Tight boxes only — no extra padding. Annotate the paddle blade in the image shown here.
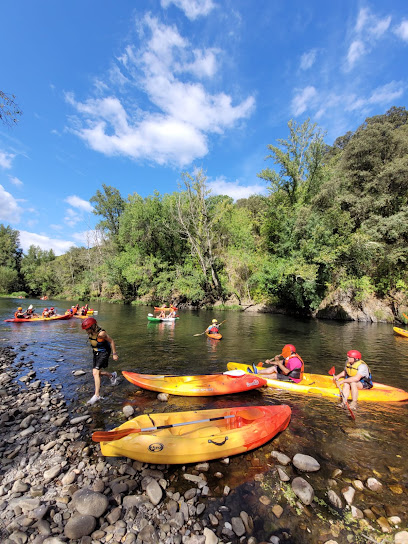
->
[328,366,335,376]
[92,428,141,442]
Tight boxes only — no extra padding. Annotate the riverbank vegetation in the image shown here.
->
[1,107,408,315]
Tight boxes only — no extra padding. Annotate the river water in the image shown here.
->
[1,297,408,543]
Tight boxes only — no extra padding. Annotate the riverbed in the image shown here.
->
[1,297,408,543]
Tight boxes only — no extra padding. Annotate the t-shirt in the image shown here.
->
[351,363,370,379]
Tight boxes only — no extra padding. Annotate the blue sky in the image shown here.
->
[1,0,407,255]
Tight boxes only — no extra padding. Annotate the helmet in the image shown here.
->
[281,344,296,358]
[50,307,54,310]
[82,317,97,330]
[44,308,48,311]
[212,319,218,323]
[18,307,22,311]
[347,349,361,359]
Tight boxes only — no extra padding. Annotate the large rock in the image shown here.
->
[64,515,96,539]
[293,453,320,472]
[72,488,109,517]
[291,477,314,505]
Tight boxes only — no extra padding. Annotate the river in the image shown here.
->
[1,297,408,543]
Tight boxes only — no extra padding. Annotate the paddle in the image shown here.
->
[92,409,261,442]
[193,320,226,336]
[403,312,408,321]
[328,366,355,420]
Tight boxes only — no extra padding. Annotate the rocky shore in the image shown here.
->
[1,345,407,544]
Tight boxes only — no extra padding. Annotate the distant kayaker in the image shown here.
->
[253,344,304,383]
[168,307,177,318]
[206,319,220,334]
[25,304,38,318]
[42,308,50,317]
[158,304,168,318]
[14,307,26,319]
[82,317,118,405]
[48,307,55,317]
[333,349,373,410]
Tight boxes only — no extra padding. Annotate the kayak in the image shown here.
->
[393,327,408,338]
[154,306,178,311]
[206,332,222,340]
[97,404,291,464]
[148,316,179,322]
[122,370,267,396]
[227,362,408,403]
[4,314,72,323]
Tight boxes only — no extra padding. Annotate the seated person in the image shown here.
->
[333,349,372,410]
[48,307,56,317]
[14,307,26,319]
[206,319,219,334]
[25,304,38,318]
[158,304,167,318]
[42,308,50,318]
[168,307,177,318]
[253,344,304,383]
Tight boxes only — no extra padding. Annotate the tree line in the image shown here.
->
[1,106,407,313]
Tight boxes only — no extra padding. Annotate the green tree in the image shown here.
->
[90,184,125,239]
[21,246,55,295]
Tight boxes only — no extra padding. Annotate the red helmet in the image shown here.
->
[82,317,97,330]
[347,349,361,359]
[44,308,48,311]
[281,344,296,358]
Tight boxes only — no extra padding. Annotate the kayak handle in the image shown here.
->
[208,436,228,446]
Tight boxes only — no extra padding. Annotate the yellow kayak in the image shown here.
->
[393,327,408,338]
[97,405,291,464]
[227,362,408,403]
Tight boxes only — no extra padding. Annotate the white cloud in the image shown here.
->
[345,81,404,112]
[345,8,392,70]
[207,177,266,200]
[0,150,15,169]
[160,0,216,20]
[66,15,254,168]
[65,195,94,212]
[300,49,317,70]
[64,208,82,225]
[9,176,23,187]
[291,86,317,116]
[18,231,76,256]
[0,185,23,223]
[394,19,408,42]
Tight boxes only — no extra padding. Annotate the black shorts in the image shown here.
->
[361,381,373,390]
[93,351,110,370]
[276,374,295,382]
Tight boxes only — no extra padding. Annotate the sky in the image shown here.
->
[1,0,407,255]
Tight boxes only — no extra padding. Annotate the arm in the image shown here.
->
[98,331,119,361]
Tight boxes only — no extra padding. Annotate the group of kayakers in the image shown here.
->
[65,303,90,316]
[246,342,372,410]
[14,304,40,319]
[156,305,177,318]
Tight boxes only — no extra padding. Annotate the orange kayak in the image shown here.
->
[206,332,222,340]
[122,371,266,396]
[5,314,72,323]
[98,404,291,464]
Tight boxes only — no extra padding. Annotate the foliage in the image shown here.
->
[0,90,22,127]
[3,106,408,314]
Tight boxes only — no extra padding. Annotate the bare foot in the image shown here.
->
[349,402,357,410]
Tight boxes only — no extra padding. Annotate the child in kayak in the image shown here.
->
[206,319,220,334]
[333,349,373,410]
[82,317,119,405]
[251,344,304,383]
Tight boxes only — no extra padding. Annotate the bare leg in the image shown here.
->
[349,382,362,409]
[341,383,351,405]
[258,365,278,376]
[93,368,101,397]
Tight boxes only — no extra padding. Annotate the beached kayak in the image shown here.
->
[4,314,72,323]
[393,327,408,338]
[227,362,408,403]
[147,316,179,322]
[206,332,222,340]
[122,370,267,396]
[96,404,291,464]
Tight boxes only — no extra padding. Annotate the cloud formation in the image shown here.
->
[160,0,215,20]
[66,14,255,167]
[0,150,15,169]
[9,176,23,187]
[300,49,317,70]
[291,86,318,116]
[65,195,94,212]
[18,230,76,256]
[207,177,267,200]
[394,19,408,42]
[0,185,23,223]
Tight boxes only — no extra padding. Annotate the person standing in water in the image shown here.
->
[81,317,119,405]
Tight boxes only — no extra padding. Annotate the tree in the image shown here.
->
[176,169,223,298]
[90,184,125,239]
[0,91,22,126]
[257,119,327,204]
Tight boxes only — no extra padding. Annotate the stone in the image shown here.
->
[277,467,290,481]
[342,486,355,505]
[231,516,245,536]
[270,451,291,465]
[292,453,320,472]
[395,531,408,544]
[327,490,342,509]
[64,514,96,539]
[72,488,109,517]
[123,404,135,417]
[146,479,163,505]
[203,528,218,544]
[272,504,283,518]
[366,477,383,492]
[291,477,314,505]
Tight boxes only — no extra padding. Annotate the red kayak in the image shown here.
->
[5,314,72,323]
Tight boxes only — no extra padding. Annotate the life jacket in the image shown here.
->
[345,359,373,388]
[208,325,219,334]
[15,311,25,319]
[277,353,304,381]
[88,327,111,353]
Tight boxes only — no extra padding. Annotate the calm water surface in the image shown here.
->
[1,297,408,543]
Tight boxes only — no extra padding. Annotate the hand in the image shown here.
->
[113,354,119,360]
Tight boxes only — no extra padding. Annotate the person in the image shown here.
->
[73,304,80,315]
[42,307,50,318]
[168,307,177,318]
[25,304,38,318]
[81,317,119,405]
[48,307,55,317]
[158,304,168,318]
[333,349,373,410]
[206,319,220,334]
[251,344,304,383]
[14,307,26,319]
